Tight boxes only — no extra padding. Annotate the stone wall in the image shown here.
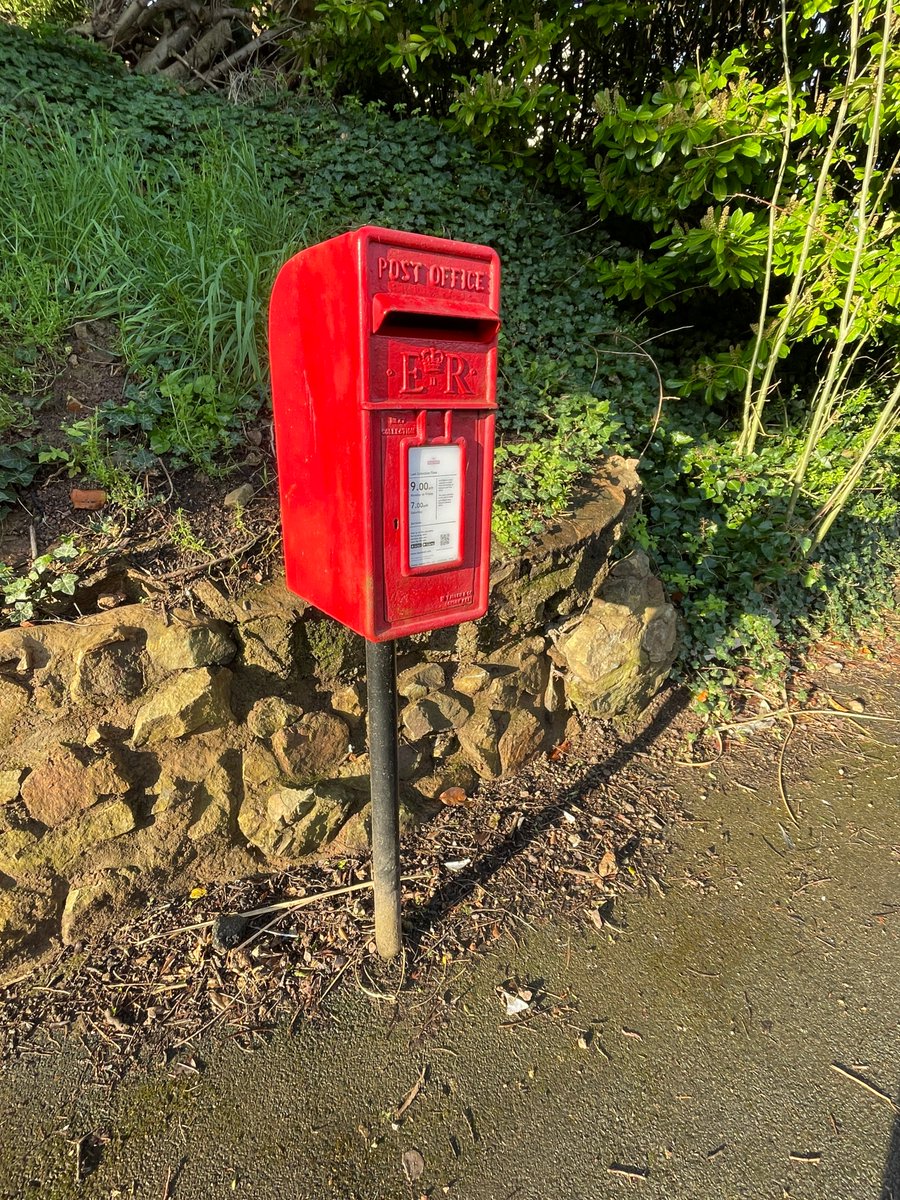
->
[0,457,677,978]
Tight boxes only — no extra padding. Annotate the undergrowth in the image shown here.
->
[0,24,897,708]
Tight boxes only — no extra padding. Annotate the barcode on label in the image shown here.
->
[439,533,450,547]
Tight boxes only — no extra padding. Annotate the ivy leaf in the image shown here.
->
[50,573,79,596]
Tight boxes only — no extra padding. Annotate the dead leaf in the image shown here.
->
[66,397,89,414]
[500,989,530,1016]
[586,908,605,931]
[439,786,472,808]
[401,1148,425,1183]
[103,1008,129,1033]
[549,739,571,762]
[597,849,618,878]
[443,858,471,872]
[170,1057,201,1076]
[71,488,107,511]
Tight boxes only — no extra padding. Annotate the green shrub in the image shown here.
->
[0,0,85,30]
[1,23,896,706]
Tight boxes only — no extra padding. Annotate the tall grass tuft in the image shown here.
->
[0,115,324,404]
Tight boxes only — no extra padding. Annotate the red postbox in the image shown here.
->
[268,225,500,642]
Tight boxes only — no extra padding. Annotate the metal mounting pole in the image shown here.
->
[365,638,402,959]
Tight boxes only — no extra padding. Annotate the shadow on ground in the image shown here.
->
[406,687,688,950]
[883,1102,900,1200]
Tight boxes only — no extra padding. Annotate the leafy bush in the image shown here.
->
[0,0,84,30]
[0,539,80,623]
[628,407,900,710]
[304,0,783,173]
[0,22,897,707]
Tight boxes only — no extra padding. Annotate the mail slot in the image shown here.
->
[268,225,500,641]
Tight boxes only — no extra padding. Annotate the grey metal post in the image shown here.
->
[365,638,402,959]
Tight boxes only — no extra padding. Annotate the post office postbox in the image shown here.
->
[268,225,500,642]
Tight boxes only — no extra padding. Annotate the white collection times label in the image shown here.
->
[407,444,462,568]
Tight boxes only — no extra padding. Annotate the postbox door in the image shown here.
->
[374,408,493,635]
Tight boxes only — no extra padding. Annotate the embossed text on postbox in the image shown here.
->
[367,244,492,300]
[366,243,497,406]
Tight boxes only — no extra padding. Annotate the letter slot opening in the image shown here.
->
[372,293,499,342]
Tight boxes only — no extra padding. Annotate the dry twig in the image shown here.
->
[608,1165,648,1180]
[394,1065,428,1120]
[830,1063,900,1114]
[777,712,800,826]
[136,878,425,945]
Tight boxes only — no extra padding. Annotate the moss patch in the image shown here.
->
[303,618,364,681]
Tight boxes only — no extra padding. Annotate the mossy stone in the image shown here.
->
[303,618,363,681]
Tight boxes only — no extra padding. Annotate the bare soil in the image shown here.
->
[1,324,281,614]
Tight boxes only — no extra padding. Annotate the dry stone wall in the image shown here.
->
[0,458,677,978]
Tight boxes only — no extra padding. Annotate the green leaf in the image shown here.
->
[50,572,78,595]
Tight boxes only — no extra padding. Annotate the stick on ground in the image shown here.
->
[135,876,429,945]
[830,1063,900,1114]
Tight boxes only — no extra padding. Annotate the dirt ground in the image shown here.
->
[1,321,279,611]
[1,649,899,1199]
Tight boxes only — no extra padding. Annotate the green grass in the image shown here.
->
[0,120,322,401]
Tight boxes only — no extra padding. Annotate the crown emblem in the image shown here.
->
[417,347,445,376]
